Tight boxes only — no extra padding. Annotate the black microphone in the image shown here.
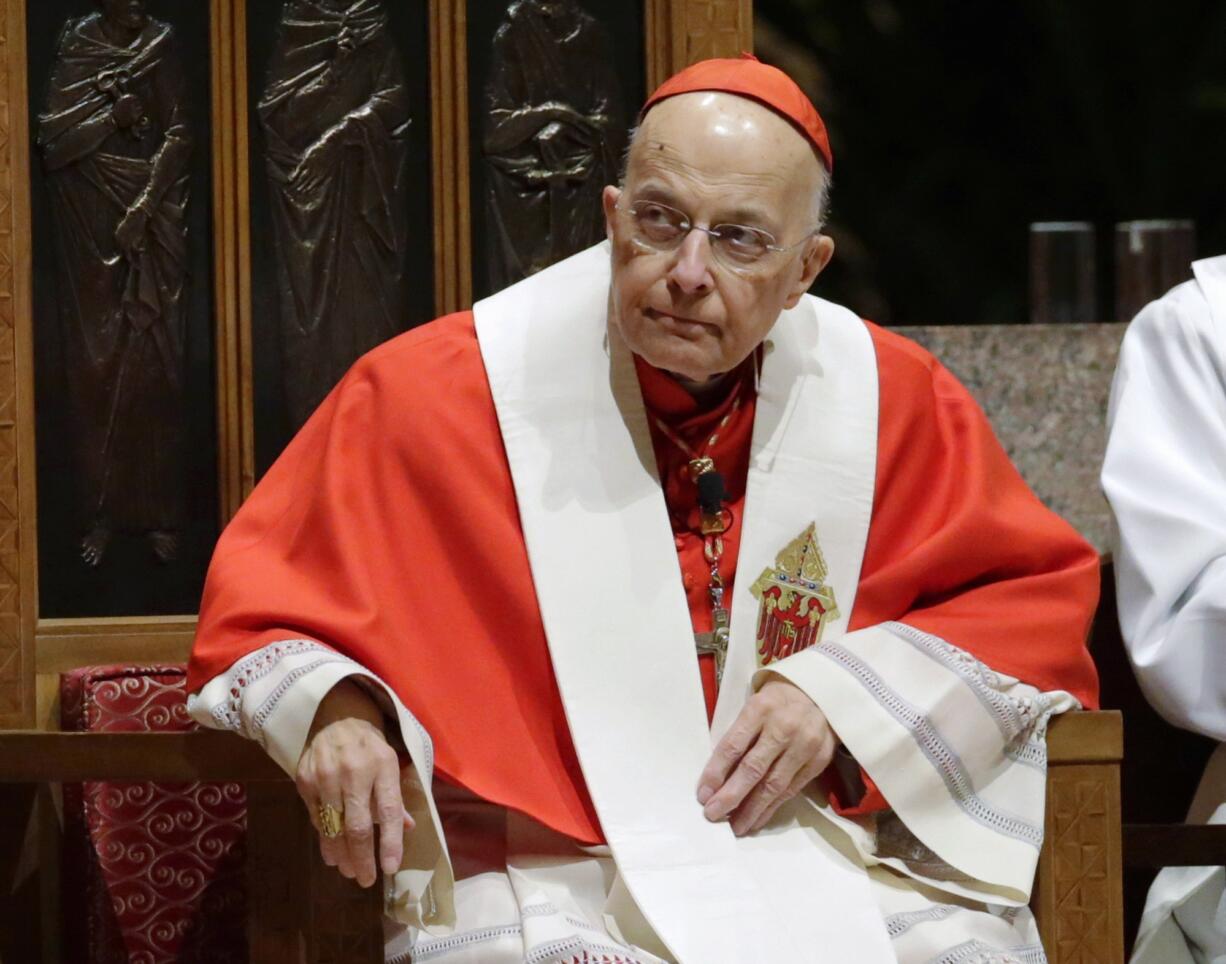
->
[696,470,726,515]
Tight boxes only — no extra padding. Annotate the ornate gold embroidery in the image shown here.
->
[750,524,839,666]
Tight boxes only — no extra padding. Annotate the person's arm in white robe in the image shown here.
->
[1103,259,1226,740]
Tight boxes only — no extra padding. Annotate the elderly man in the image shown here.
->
[188,57,1098,962]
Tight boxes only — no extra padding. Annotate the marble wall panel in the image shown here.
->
[897,323,1128,554]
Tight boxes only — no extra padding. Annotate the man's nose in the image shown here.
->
[668,229,715,294]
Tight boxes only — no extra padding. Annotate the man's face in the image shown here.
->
[100,0,148,30]
[602,93,834,383]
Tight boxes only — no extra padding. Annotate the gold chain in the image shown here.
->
[650,383,743,683]
[647,387,740,468]
[651,385,743,481]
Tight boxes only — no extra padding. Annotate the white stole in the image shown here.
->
[474,243,891,962]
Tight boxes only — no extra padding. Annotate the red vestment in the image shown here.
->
[189,310,1099,845]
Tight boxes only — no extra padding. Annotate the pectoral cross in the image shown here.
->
[695,586,731,685]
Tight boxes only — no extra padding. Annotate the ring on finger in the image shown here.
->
[318,801,345,839]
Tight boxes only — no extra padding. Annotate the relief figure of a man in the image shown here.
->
[39,0,193,566]
[259,0,412,430]
[484,0,626,290]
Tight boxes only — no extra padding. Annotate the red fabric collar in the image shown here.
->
[633,351,758,425]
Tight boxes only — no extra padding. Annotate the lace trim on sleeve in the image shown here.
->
[884,621,1067,773]
[817,641,1045,849]
[208,639,338,741]
[201,638,436,781]
[931,939,1047,964]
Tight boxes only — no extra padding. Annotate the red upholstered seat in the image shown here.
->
[60,665,247,963]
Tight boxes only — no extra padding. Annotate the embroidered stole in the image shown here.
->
[474,243,892,962]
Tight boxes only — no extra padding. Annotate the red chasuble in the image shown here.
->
[189,311,1099,846]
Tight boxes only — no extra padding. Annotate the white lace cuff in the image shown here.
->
[187,639,456,931]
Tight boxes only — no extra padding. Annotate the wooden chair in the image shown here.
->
[0,730,384,964]
[0,715,1124,964]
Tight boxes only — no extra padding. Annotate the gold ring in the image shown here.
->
[318,802,344,839]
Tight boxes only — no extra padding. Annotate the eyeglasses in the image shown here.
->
[617,199,814,273]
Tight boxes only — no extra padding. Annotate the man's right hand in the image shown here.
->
[290,123,346,196]
[112,93,144,130]
[294,679,415,887]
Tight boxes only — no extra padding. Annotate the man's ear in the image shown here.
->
[602,185,621,241]
[783,234,835,308]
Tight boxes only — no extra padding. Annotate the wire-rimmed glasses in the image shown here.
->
[616,199,814,274]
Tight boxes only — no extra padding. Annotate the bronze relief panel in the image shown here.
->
[248,0,433,474]
[468,0,645,300]
[29,0,219,616]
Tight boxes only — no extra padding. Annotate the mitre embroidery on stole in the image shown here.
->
[750,523,839,667]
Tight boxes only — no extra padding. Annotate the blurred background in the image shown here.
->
[755,0,1226,326]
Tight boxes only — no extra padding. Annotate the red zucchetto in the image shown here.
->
[641,53,833,172]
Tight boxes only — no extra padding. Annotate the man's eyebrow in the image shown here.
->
[631,183,777,228]
[720,204,776,227]
[631,182,677,203]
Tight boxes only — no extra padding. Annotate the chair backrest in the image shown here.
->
[896,322,1126,553]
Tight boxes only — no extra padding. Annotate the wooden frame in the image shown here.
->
[430,0,471,319]
[216,0,251,517]
[646,0,753,90]
[234,0,443,495]
[3,0,36,730]
[7,0,231,728]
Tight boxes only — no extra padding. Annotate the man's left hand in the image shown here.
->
[115,206,148,257]
[696,678,837,835]
[292,123,347,195]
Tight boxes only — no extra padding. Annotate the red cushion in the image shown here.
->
[60,664,247,963]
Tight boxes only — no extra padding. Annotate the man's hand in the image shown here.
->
[114,205,148,257]
[696,678,837,835]
[291,123,347,196]
[295,679,414,887]
[111,92,144,129]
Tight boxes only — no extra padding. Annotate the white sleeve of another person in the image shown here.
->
[1103,263,1226,740]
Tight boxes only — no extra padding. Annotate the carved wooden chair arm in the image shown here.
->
[1034,710,1124,964]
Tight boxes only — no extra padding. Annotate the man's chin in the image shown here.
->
[636,342,722,383]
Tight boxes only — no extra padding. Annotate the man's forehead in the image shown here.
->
[640,91,810,146]
[629,93,820,195]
